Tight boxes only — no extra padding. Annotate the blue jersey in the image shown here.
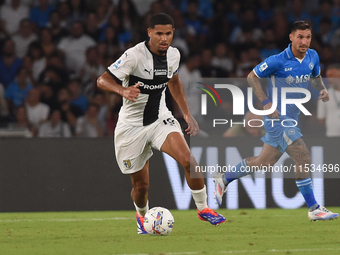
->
[253,43,320,122]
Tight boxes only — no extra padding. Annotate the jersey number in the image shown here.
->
[163,118,175,126]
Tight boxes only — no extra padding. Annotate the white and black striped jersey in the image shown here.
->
[107,41,180,126]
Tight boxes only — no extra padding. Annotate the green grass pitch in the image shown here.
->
[1,208,340,255]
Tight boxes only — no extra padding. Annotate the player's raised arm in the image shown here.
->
[247,70,280,119]
[97,72,140,102]
[167,73,199,136]
[310,75,329,102]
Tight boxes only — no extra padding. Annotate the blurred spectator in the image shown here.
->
[5,67,33,113]
[84,12,101,41]
[39,66,64,96]
[180,0,213,19]
[12,19,38,59]
[67,78,88,114]
[22,55,36,85]
[287,0,312,24]
[79,46,105,99]
[40,28,56,56]
[257,0,273,29]
[100,13,132,50]
[96,42,109,66]
[317,64,340,137]
[209,0,230,46]
[75,102,103,137]
[226,2,241,28]
[315,17,335,47]
[0,38,23,87]
[229,9,263,48]
[25,87,50,129]
[29,0,56,28]
[273,12,290,50]
[183,0,208,52]
[57,21,96,75]
[333,0,340,17]
[47,10,69,43]
[117,0,140,35]
[56,87,82,133]
[0,0,29,36]
[38,108,72,137]
[28,41,46,81]
[57,1,71,28]
[312,0,339,34]
[96,0,114,28]
[223,111,265,138]
[171,9,189,57]
[100,26,120,56]
[90,92,108,132]
[178,53,202,121]
[0,83,9,122]
[8,106,34,137]
[260,28,280,60]
[211,43,234,73]
[68,0,87,25]
[199,49,228,78]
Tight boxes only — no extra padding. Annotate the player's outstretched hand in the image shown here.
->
[184,114,199,136]
[122,83,140,102]
[319,89,329,102]
[264,102,280,119]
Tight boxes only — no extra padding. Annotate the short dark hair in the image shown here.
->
[291,20,311,33]
[149,13,174,29]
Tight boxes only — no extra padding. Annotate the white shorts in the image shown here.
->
[114,116,182,174]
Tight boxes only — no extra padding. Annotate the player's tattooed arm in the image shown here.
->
[247,71,280,119]
[310,75,329,102]
[247,71,268,101]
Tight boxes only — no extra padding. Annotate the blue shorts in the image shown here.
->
[261,120,302,154]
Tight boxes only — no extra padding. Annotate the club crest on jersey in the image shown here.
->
[123,159,132,169]
[259,62,268,72]
[309,62,314,70]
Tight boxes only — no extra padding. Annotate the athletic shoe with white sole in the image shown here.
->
[197,207,226,225]
[213,172,228,206]
[136,212,148,234]
[308,206,339,221]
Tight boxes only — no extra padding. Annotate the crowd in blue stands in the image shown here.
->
[0,0,338,137]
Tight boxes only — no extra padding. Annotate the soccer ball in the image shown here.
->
[143,207,174,236]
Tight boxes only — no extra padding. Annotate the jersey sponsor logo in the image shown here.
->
[259,62,268,72]
[154,69,167,76]
[295,74,311,83]
[123,159,132,169]
[138,81,167,90]
[309,62,314,70]
[112,59,122,69]
[285,67,292,71]
[285,74,310,84]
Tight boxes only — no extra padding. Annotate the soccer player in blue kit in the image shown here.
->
[215,21,339,221]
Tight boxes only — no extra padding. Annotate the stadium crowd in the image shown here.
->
[0,0,339,137]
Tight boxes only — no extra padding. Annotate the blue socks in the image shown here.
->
[223,158,252,185]
[296,178,319,211]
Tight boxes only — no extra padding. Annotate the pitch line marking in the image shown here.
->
[0,217,134,223]
[114,247,340,255]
